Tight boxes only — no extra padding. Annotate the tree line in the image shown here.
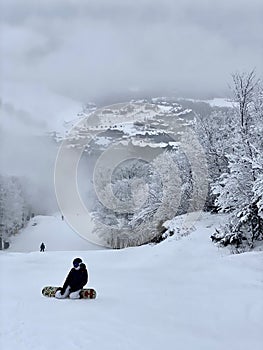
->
[0,175,33,249]
[92,71,263,250]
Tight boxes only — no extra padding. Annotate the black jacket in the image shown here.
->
[61,263,88,293]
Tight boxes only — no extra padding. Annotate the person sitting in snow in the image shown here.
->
[55,258,88,299]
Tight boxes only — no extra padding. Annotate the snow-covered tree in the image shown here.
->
[211,71,263,250]
[193,108,236,211]
[92,150,195,248]
[231,70,259,132]
[0,175,31,246]
[92,158,161,248]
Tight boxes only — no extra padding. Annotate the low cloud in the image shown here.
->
[1,0,262,103]
[0,0,262,215]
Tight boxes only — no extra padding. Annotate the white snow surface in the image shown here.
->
[7,214,100,252]
[178,97,236,108]
[204,98,236,108]
[0,212,262,350]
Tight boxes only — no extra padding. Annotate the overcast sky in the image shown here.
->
[1,0,263,103]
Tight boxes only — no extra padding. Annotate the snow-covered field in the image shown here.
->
[0,213,262,350]
[178,97,236,108]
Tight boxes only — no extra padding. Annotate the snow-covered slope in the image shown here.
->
[178,97,235,108]
[61,99,195,153]
[0,212,262,350]
[7,214,101,252]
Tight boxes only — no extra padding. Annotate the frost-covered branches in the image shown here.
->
[92,151,194,248]
[0,175,31,244]
[231,70,259,131]
[193,109,234,210]
[211,71,263,250]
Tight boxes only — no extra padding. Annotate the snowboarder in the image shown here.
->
[55,258,88,299]
[40,242,45,252]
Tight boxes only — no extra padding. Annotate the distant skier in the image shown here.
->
[61,215,64,221]
[40,242,45,252]
[55,258,88,299]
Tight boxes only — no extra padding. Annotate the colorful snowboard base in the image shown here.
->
[42,286,97,299]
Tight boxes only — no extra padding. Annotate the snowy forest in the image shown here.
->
[1,71,263,251]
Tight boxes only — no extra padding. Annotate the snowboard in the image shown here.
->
[42,286,97,299]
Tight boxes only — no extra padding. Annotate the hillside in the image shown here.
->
[56,98,195,152]
[7,214,101,252]
[1,212,262,350]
